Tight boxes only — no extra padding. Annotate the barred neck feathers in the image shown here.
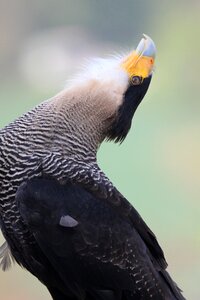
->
[1,47,153,162]
[44,56,130,155]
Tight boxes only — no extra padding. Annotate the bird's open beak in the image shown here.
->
[121,34,156,79]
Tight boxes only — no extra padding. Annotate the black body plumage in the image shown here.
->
[17,178,184,300]
[0,65,185,299]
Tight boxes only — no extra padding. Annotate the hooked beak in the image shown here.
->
[135,34,156,59]
[121,34,156,79]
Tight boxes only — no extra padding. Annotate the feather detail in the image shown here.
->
[59,215,79,228]
[0,241,14,271]
[66,55,128,89]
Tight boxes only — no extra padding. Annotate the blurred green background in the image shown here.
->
[0,0,199,299]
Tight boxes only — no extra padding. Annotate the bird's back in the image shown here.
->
[0,100,57,268]
[17,178,185,300]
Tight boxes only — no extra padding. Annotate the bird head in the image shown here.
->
[107,34,156,142]
[57,34,156,149]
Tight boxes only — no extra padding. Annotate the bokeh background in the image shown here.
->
[0,0,199,299]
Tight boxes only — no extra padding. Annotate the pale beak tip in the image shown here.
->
[136,34,156,59]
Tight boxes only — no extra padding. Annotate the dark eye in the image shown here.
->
[130,76,143,86]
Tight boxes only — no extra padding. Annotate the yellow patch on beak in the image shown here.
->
[121,34,156,79]
[122,52,154,78]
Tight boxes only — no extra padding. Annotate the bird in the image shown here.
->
[0,34,185,300]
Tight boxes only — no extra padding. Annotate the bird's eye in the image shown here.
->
[130,76,143,86]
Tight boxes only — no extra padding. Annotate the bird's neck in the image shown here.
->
[44,84,119,162]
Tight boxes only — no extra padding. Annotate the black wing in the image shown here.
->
[16,178,185,300]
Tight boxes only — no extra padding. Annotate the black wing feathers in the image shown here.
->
[128,206,167,269]
[17,179,185,300]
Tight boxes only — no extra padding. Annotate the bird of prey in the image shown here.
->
[0,35,185,300]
